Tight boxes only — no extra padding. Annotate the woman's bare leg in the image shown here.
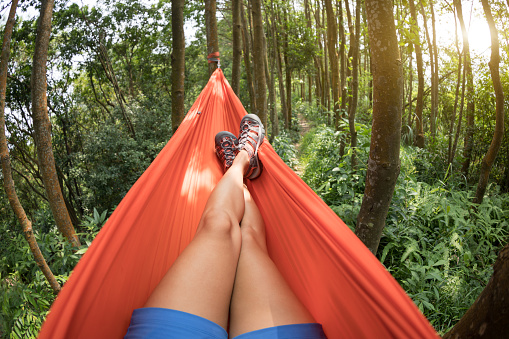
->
[144,151,250,330]
[229,187,315,337]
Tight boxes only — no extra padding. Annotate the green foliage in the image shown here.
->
[300,123,371,228]
[272,131,298,169]
[381,170,509,334]
[0,208,107,338]
[69,98,171,213]
[299,125,509,335]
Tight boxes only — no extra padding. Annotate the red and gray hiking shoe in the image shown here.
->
[238,114,265,179]
[215,131,239,173]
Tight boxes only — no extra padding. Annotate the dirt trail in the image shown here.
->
[293,113,312,177]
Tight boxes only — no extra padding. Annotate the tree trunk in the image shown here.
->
[406,52,413,131]
[0,0,61,294]
[267,36,278,140]
[241,0,256,112]
[348,0,361,168]
[338,0,347,157]
[31,0,80,247]
[474,1,505,205]
[456,0,475,178]
[250,0,267,127]
[264,8,278,140]
[339,0,347,117]
[232,0,242,95]
[448,8,462,166]
[430,0,438,139]
[97,42,135,138]
[324,0,340,130]
[409,0,425,148]
[308,75,312,104]
[345,0,353,114]
[356,0,403,254]
[452,62,466,166]
[269,0,287,126]
[283,6,292,129]
[171,0,185,133]
[443,243,509,338]
[322,6,329,115]
[205,0,219,76]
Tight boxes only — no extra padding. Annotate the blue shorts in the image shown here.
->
[125,308,326,339]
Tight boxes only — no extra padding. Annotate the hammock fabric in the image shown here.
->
[39,69,437,339]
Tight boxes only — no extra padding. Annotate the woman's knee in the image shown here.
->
[240,225,267,251]
[199,209,241,241]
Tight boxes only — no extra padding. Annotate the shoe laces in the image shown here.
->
[221,137,236,167]
[239,121,259,156]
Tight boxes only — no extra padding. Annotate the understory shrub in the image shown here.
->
[0,208,107,338]
[300,123,370,229]
[271,131,298,169]
[299,125,509,335]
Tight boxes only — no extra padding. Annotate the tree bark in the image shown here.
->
[269,0,287,126]
[205,0,219,76]
[406,51,413,130]
[339,0,347,118]
[250,0,267,127]
[171,0,185,133]
[348,0,361,168]
[456,0,475,177]
[443,243,509,338]
[32,0,80,247]
[241,0,256,112]
[1,0,61,294]
[474,0,505,205]
[324,0,340,130]
[338,0,347,157]
[452,62,466,166]
[97,41,135,138]
[409,0,425,148]
[283,6,292,129]
[232,0,242,95]
[264,8,278,140]
[356,0,402,254]
[430,0,438,139]
[448,7,462,165]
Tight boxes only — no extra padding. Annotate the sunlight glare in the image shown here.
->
[467,17,492,57]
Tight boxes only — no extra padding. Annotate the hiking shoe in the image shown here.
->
[215,131,239,173]
[238,114,265,179]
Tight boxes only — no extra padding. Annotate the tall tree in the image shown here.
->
[270,0,287,125]
[232,0,242,95]
[456,0,475,177]
[339,0,347,157]
[429,0,438,138]
[31,0,80,247]
[264,8,278,139]
[448,5,463,166]
[409,0,425,148]
[356,0,403,254]
[205,0,219,75]
[324,0,340,130]
[0,0,61,294]
[171,0,185,133]
[474,0,505,205]
[348,0,361,168]
[241,0,256,111]
[283,5,292,129]
[97,39,136,138]
[250,0,267,126]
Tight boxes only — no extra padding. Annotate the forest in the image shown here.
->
[0,0,508,337]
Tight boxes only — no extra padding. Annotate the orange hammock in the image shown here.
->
[39,70,437,339]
